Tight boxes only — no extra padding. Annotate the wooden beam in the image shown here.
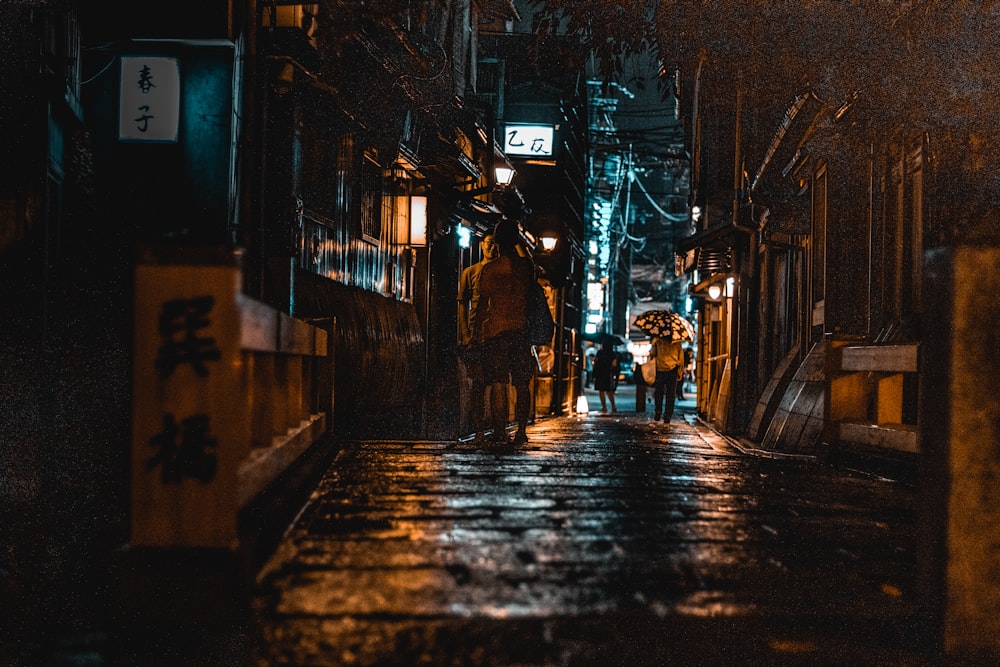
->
[836,344,919,373]
[836,421,918,454]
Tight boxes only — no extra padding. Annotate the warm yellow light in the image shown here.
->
[576,394,590,414]
[539,236,558,252]
[410,196,427,246]
[494,165,515,186]
[708,284,723,300]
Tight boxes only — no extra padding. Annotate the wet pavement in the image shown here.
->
[250,389,929,666]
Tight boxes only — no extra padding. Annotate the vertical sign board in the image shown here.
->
[131,263,249,548]
[119,56,181,143]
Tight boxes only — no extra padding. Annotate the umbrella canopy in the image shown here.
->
[601,333,626,347]
[633,309,695,342]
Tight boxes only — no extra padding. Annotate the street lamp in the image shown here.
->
[690,272,729,301]
[494,164,516,187]
[706,277,734,300]
[539,235,558,252]
[458,161,517,197]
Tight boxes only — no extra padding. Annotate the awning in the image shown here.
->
[751,92,825,194]
[676,221,739,255]
[449,198,503,233]
[675,221,741,275]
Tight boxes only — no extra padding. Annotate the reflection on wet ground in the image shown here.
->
[253,405,925,665]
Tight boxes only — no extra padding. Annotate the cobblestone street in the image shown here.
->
[251,394,927,666]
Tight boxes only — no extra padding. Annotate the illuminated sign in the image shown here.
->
[119,56,180,142]
[504,124,554,157]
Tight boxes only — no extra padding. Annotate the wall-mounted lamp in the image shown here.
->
[690,272,729,301]
[494,164,516,187]
[410,196,427,246]
[705,277,735,300]
[397,195,427,246]
[458,162,516,197]
[539,235,558,252]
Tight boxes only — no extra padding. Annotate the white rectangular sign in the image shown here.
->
[119,56,180,142]
[504,123,554,157]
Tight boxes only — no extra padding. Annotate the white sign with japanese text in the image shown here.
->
[119,56,180,142]
[131,263,247,547]
[504,123,554,157]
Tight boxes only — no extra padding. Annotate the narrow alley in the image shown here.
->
[249,390,925,666]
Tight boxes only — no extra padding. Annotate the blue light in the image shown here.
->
[457,225,471,249]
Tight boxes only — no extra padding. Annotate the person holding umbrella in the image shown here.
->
[633,309,694,424]
[649,336,685,423]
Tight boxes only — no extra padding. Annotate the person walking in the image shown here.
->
[676,343,693,399]
[583,343,597,388]
[650,335,685,423]
[457,234,498,443]
[477,219,536,445]
[591,339,619,412]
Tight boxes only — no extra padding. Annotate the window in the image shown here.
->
[811,165,827,328]
[360,154,382,245]
[903,143,923,315]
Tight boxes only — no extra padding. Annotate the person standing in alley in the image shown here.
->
[457,234,498,443]
[477,219,535,445]
[650,334,685,423]
[591,338,619,412]
[676,343,693,399]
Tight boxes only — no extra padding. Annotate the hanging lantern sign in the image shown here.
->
[119,56,181,143]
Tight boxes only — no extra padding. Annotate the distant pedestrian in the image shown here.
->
[650,335,684,423]
[591,339,619,412]
[477,219,536,445]
[676,344,693,399]
[457,234,498,443]
[583,343,597,387]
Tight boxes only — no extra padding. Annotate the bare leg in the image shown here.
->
[471,377,487,440]
[489,382,509,441]
[513,381,530,444]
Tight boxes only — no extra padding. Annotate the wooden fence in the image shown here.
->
[130,259,332,548]
[825,342,919,454]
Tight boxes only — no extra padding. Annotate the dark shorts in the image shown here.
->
[593,374,616,392]
[459,343,485,376]
[480,330,533,386]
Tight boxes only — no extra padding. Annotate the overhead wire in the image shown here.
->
[632,171,689,222]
